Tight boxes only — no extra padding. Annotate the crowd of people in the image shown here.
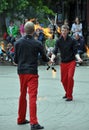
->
[0,16,86,66]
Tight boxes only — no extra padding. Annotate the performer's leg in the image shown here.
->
[17,74,27,123]
[67,61,76,99]
[27,74,38,125]
[60,63,68,97]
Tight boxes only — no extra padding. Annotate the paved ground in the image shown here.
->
[0,65,89,130]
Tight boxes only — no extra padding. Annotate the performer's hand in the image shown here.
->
[75,54,83,63]
[50,54,56,62]
[77,58,83,63]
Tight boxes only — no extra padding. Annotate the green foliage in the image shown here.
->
[41,6,54,15]
[0,0,54,16]
[0,0,56,33]
[0,0,8,13]
[0,0,29,13]
[15,0,29,11]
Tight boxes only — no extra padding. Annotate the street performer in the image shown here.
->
[51,24,82,101]
[14,21,51,130]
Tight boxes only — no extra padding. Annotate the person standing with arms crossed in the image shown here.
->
[14,21,51,130]
[51,25,82,101]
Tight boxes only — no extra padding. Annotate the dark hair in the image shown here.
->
[75,17,80,24]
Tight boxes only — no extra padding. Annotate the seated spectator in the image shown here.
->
[0,47,4,61]
[73,32,86,66]
[0,42,5,61]
[6,20,19,44]
[34,28,45,45]
[45,36,56,57]
[71,17,83,37]
[19,18,28,36]
[5,43,16,65]
[3,32,8,40]
[19,22,24,37]
[74,32,86,54]
[63,19,69,26]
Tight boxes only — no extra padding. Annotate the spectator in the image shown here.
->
[6,43,15,65]
[6,20,19,44]
[19,18,28,37]
[45,36,56,57]
[71,17,83,37]
[73,32,86,66]
[0,41,5,61]
[63,19,69,26]
[3,32,8,40]
[74,32,86,54]
[35,28,45,44]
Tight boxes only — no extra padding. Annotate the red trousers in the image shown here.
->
[17,74,39,124]
[60,60,76,99]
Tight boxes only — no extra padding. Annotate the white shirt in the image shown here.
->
[71,23,83,36]
[9,26,14,34]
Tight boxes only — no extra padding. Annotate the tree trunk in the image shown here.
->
[0,13,7,37]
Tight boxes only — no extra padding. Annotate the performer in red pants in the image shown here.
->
[60,60,76,100]
[51,24,82,101]
[18,74,38,125]
[14,21,51,130]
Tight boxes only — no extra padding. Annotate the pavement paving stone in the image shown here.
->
[0,65,89,130]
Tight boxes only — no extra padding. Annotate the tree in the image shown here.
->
[0,0,55,35]
[0,0,55,18]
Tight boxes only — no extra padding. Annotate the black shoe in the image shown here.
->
[63,96,67,99]
[31,124,44,130]
[18,119,29,125]
[65,98,73,101]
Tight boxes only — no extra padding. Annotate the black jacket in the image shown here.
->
[14,35,49,74]
[53,35,78,63]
